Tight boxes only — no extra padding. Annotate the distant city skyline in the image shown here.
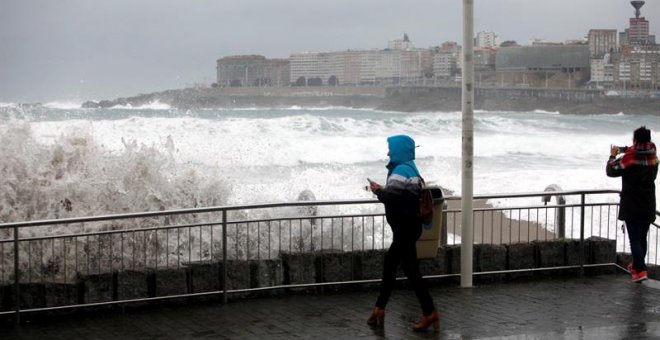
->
[1,0,658,102]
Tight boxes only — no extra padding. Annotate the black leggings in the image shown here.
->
[375,237,435,315]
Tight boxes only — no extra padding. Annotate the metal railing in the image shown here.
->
[0,189,657,320]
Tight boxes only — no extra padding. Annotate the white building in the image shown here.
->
[433,51,458,78]
[590,55,614,84]
[476,31,499,48]
[289,36,432,86]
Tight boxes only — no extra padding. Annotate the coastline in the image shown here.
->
[78,85,660,116]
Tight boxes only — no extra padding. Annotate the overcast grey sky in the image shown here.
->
[1,0,658,102]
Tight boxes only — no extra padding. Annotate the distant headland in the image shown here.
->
[81,86,660,116]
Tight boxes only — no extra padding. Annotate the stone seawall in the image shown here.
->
[381,86,660,115]
[2,237,649,313]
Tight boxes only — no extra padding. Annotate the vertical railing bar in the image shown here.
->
[381,216,385,249]
[500,210,504,244]
[289,220,292,253]
[579,194,585,277]
[27,240,31,282]
[107,234,112,274]
[40,239,44,283]
[51,238,55,283]
[362,216,365,251]
[268,221,272,260]
[87,235,90,275]
[278,220,282,256]
[654,227,657,265]
[598,206,603,238]
[76,236,79,277]
[490,210,495,244]
[13,226,20,324]
[526,208,530,242]
[200,225,203,263]
[571,208,575,240]
[144,231,147,271]
[211,222,214,262]
[480,210,484,244]
[351,217,355,252]
[63,239,67,284]
[166,229,169,269]
[133,231,136,271]
[155,229,159,270]
[544,208,549,240]
[98,235,101,276]
[536,208,539,242]
[177,228,180,269]
[518,209,522,243]
[330,218,334,250]
[607,205,611,240]
[589,206,594,236]
[222,209,227,304]
[372,216,375,250]
[188,226,192,265]
[508,209,512,243]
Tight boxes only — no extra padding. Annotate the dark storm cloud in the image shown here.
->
[0,0,657,102]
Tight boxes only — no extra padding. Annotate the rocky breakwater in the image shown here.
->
[82,87,386,110]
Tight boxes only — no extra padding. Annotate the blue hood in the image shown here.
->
[386,135,419,177]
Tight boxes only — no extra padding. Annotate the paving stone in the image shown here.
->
[2,270,660,339]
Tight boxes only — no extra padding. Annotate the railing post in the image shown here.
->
[222,209,228,304]
[13,226,20,324]
[542,184,566,238]
[440,201,448,246]
[579,193,585,278]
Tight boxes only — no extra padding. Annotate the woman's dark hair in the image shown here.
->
[633,126,651,143]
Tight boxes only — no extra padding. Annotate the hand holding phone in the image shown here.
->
[367,178,381,193]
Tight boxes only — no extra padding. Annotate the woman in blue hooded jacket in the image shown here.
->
[366,135,439,331]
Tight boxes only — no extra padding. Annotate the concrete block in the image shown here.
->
[315,251,356,284]
[189,262,220,293]
[648,264,659,280]
[248,260,283,289]
[78,273,116,304]
[536,240,565,268]
[507,243,536,270]
[447,245,461,274]
[219,260,249,290]
[281,253,315,285]
[154,268,188,297]
[588,237,616,264]
[117,270,149,301]
[357,250,385,280]
[477,244,507,272]
[616,253,633,268]
[506,243,536,279]
[419,246,449,277]
[44,283,77,308]
[20,283,46,309]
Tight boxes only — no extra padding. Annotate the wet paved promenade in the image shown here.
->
[2,273,660,339]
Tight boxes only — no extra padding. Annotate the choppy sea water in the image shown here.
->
[0,102,658,223]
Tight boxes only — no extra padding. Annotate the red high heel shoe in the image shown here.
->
[366,306,385,326]
[412,310,439,332]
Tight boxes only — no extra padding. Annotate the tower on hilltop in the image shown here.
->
[630,1,644,18]
[627,0,651,45]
